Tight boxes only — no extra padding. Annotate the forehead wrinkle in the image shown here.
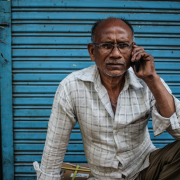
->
[94,19,133,43]
[100,26,131,43]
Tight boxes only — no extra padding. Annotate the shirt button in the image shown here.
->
[117,152,120,156]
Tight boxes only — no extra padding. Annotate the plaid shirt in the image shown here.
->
[33,65,180,180]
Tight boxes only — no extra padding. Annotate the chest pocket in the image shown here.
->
[120,113,150,151]
[131,113,150,124]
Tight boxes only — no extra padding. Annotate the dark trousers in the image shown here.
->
[135,140,180,180]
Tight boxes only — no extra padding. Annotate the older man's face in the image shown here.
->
[89,20,133,77]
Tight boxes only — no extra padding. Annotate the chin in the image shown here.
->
[103,70,126,77]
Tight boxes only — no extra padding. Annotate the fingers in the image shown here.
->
[131,45,152,62]
[131,49,144,61]
[132,45,145,55]
[131,51,150,62]
[131,45,156,81]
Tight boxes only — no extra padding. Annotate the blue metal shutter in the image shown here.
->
[11,1,180,179]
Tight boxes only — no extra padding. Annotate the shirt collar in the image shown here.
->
[124,67,143,90]
[75,65,99,83]
[76,65,143,90]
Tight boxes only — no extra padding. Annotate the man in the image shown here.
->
[33,18,180,180]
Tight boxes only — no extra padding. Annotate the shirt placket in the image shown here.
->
[112,88,129,164]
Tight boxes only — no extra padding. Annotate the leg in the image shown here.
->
[136,140,180,180]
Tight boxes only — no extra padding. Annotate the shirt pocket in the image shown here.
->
[122,113,150,151]
[131,113,150,124]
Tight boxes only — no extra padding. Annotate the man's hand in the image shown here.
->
[131,44,158,83]
[130,44,175,118]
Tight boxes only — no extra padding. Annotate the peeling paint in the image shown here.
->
[0,51,8,63]
[0,25,7,37]
[0,39,7,44]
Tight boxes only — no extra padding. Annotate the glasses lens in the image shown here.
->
[99,43,113,54]
[118,43,132,53]
[97,43,132,54]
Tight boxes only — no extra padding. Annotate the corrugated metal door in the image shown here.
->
[1,0,180,179]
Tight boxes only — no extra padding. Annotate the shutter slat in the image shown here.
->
[12,37,180,45]
[12,49,180,57]
[11,1,180,9]
[12,12,180,21]
[12,24,180,33]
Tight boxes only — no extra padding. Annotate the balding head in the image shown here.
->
[91,18,134,43]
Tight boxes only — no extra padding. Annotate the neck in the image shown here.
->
[99,70,126,93]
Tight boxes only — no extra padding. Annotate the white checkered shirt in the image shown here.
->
[33,65,180,180]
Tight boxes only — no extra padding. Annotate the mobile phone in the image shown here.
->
[132,43,141,73]
[134,59,140,72]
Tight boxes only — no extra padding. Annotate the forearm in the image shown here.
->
[40,133,69,174]
[34,123,71,180]
[145,74,175,118]
[33,83,77,179]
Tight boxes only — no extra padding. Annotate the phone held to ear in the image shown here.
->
[132,43,141,73]
[134,59,140,72]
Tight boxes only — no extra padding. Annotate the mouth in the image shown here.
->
[106,63,124,67]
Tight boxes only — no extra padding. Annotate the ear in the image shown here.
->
[87,43,95,62]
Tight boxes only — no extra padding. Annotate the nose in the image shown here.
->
[109,45,122,58]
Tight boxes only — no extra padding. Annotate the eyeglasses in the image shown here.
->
[93,42,134,54]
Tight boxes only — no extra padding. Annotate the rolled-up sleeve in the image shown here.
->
[33,84,77,179]
[151,78,180,139]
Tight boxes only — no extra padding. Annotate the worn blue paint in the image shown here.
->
[12,12,180,21]
[11,1,180,9]
[12,49,180,57]
[12,24,180,33]
[0,1,14,180]
[11,33,180,38]
[12,37,180,45]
